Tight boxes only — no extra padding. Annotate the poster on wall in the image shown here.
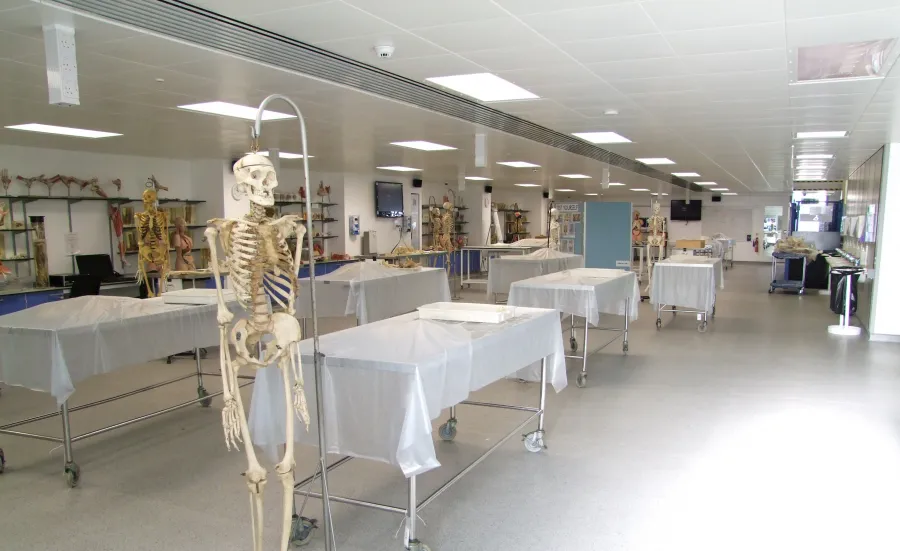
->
[555,202,583,255]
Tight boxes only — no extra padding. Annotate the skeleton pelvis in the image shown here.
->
[229,313,302,368]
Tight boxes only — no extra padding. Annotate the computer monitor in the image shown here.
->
[75,254,115,279]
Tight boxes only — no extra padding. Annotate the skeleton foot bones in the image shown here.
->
[207,154,311,551]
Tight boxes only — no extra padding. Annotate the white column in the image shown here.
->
[870,143,900,339]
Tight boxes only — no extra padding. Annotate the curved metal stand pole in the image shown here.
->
[252,95,335,551]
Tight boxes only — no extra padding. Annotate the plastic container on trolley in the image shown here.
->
[828,266,864,336]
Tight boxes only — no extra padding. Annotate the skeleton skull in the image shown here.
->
[234,154,277,207]
[653,201,661,215]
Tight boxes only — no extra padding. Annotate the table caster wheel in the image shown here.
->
[655,318,662,330]
[408,541,431,551]
[622,342,629,353]
[523,431,545,453]
[575,372,587,388]
[290,515,317,547]
[198,386,212,408]
[798,289,805,295]
[768,288,774,294]
[166,356,173,364]
[200,348,209,359]
[65,461,80,488]
[569,336,578,352]
[438,419,457,441]
[0,447,5,474]
[698,321,708,333]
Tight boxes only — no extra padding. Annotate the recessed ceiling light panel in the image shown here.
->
[4,123,121,139]
[796,154,834,160]
[425,73,538,102]
[376,166,420,172]
[710,188,729,191]
[559,174,591,179]
[555,188,576,192]
[672,172,700,177]
[251,151,313,159]
[572,131,632,144]
[793,39,897,85]
[178,101,294,121]
[498,161,540,168]
[514,183,541,187]
[795,131,847,139]
[636,157,675,165]
[696,182,717,186]
[630,188,650,191]
[585,192,599,196]
[465,176,492,181]
[390,140,456,151]
[608,182,625,186]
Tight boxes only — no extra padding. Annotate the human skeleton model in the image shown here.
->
[644,201,666,293]
[135,187,170,297]
[438,201,457,253]
[205,153,309,551]
[549,208,561,251]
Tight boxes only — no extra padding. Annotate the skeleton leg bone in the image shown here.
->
[275,354,296,551]
[231,370,267,551]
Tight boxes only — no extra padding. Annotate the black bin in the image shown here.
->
[830,267,862,316]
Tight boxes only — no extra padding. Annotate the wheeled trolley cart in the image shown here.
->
[769,251,806,295]
[650,255,724,333]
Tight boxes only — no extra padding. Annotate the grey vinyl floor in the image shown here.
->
[1,264,899,551]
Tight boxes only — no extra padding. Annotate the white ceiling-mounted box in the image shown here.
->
[43,24,80,106]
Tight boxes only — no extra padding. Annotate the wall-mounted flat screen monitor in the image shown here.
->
[671,199,702,221]
[375,181,404,218]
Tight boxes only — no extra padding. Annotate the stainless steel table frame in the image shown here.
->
[564,307,630,388]
[292,357,550,551]
[0,350,252,486]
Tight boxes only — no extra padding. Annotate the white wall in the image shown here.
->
[0,144,201,275]
[870,144,900,339]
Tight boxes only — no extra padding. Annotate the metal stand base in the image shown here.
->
[656,303,713,333]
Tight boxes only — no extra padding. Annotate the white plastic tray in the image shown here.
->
[163,288,235,305]
[417,301,514,324]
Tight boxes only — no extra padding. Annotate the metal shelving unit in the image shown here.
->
[276,200,339,257]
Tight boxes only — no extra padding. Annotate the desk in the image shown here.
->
[248,306,565,550]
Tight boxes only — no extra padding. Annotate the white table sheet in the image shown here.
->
[296,261,451,324]
[487,248,585,297]
[650,255,724,312]
[0,296,222,405]
[249,306,566,477]
[508,268,640,325]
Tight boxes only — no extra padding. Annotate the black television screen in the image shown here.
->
[671,199,702,221]
[375,181,404,218]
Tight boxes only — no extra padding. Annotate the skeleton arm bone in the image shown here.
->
[205,222,234,325]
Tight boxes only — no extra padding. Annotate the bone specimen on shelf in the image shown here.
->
[147,174,169,192]
[549,208,560,251]
[16,174,47,193]
[206,153,309,551]
[111,178,122,193]
[0,169,10,195]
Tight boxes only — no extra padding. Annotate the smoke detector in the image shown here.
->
[374,40,395,59]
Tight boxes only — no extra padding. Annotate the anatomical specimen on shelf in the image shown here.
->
[16,174,46,193]
[147,175,169,192]
[111,179,123,193]
[135,187,170,297]
[549,208,560,251]
[108,205,128,267]
[206,153,309,551]
[172,216,195,271]
[0,169,11,195]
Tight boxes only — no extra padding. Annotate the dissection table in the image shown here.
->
[0,295,240,486]
[487,248,584,302]
[508,268,640,387]
[248,305,566,550]
[650,255,724,332]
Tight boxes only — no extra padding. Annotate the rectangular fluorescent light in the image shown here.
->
[650,192,671,196]
[672,172,700,177]
[498,161,540,168]
[585,192,599,196]
[390,140,456,151]
[696,182,717,186]
[608,182,625,186]
[636,157,675,165]
[178,101,294,121]
[710,188,729,191]
[630,188,650,191]
[425,73,538,102]
[465,176,492,181]
[722,192,738,195]
[572,131,632,144]
[559,174,591,179]
[795,131,847,139]
[4,123,121,139]
[252,151,313,159]
[555,188,576,192]
[796,154,833,160]
[514,183,541,187]
[377,166,420,172]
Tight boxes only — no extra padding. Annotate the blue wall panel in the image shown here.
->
[584,202,633,269]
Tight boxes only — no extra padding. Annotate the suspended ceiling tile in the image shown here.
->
[411,17,537,53]
[342,0,508,28]
[642,0,784,32]
[786,8,900,48]
[183,0,329,19]
[88,35,223,68]
[463,46,574,72]
[680,49,788,75]
[610,75,701,94]
[587,57,685,81]
[0,29,42,60]
[373,54,484,81]
[559,34,675,64]
[0,57,45,87]
[785,0,900,20]
[313,31,446,63]
[519,3,657,42]
[665,23,787,55]
[0,5,138,45]
[244,2,398,44]
[495,64,596,88]
[494,0,638,15]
